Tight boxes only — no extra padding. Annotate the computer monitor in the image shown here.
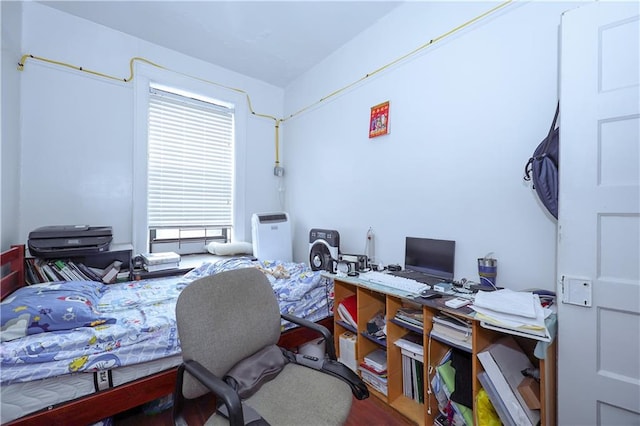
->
[404,237,455,281]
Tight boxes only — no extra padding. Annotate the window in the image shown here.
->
[147,86,234,254]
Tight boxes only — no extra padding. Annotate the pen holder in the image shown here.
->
[477,257,497,288]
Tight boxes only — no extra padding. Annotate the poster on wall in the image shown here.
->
[369,101,390,138]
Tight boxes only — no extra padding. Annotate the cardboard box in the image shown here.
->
[518,377,541,410]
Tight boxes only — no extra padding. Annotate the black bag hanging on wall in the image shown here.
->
[524,103,560,219]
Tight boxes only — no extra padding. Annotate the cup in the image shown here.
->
[477,257,497,288]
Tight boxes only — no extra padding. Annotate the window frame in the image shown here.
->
[133,63,247,256]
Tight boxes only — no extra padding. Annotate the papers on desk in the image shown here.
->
[471,289,553,342]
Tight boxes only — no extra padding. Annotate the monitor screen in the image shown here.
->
[404,237,455,280]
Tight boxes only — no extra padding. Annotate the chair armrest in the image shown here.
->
[182,360,245,426]
[281,313,337,360]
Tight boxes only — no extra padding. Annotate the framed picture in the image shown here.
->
[369,101,390,138]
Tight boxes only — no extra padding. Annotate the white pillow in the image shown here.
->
[207,241,253,256]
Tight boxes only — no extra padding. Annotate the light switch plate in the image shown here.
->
[562,276,592,307]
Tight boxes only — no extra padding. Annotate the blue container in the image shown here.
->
[477,258,497,288]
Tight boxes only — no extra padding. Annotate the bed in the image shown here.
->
[0,245,334,425]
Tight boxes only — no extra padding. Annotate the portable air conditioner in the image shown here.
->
[251,212,292,262]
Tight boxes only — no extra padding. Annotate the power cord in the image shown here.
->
[427,333,433,416]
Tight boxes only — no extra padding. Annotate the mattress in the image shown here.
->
[1,354,182,423]
[1,259,333,422]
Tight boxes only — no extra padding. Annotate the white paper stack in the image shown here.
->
[141,252,181,272]
[471,289,552,342]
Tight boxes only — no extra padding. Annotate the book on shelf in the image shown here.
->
[27,258,120,283]
[41,262,63,281]
[401,352,424,402]
[431,322,472,341]
[359,361,387,376]
[359,366,388,396]
[429,313,473,350]
[430,329,472,351]
[393,332,423,356]
[75,262,103,281]
[363,348,387,372]
[391,316,424,332]
[141,251,180,266]
[102,261,123,284]
[143,261,180,272]
[476,336,540,426]
[337,295,357,329]
[433,312,472,333]
[393,306,424,328]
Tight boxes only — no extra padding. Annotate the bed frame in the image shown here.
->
[1,244,333,425]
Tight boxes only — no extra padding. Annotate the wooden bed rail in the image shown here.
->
[1,244,25,300]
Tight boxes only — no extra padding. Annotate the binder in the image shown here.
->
[476,336,540,426]
[477,371,516,426]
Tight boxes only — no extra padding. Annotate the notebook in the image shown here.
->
[390,237,455,285]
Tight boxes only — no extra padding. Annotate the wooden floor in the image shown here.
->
[114,392,415,426]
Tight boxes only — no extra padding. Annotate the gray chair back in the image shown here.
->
[176,267,281,399]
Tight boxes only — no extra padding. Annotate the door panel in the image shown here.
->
[558,2,640,425]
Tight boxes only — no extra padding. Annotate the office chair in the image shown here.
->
[173,267,368,425]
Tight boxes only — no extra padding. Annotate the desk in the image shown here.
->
[331,275,557,426]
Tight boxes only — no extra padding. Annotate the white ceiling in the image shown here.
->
[40,1,403,88]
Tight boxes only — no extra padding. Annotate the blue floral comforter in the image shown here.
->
[0,259,332,385]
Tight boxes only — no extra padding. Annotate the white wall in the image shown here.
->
[1,1,23,251]
[283,1,583,291]
[10,1,586,291]
[17,2,285,253]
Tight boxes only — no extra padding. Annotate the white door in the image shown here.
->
[558,2,640,425]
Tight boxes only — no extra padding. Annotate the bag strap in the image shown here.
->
[541,101,560,152]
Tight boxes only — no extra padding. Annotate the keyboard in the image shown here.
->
[359,271,430,295]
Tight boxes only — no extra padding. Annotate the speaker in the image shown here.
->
[309,229,340,272]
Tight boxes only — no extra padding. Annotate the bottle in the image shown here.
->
[365,227,375,265]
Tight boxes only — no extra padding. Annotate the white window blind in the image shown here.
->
[148,87,234,229]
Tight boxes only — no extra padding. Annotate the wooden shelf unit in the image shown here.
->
[26,243,133,283]
[333,277,557,426]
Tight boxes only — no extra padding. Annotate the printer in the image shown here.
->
[28,225,113,258]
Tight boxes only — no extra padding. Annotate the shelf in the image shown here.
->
[389,317,424,334]
[336,319,356,333]
[25,244,133,283]
[361,331,387,348]
[389,394,425,426]
[332,277,556,426]
[428,333,472,353]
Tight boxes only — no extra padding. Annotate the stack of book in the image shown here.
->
[430,313,473,351]
[393,307,424,331]
[359,348,388,396]
[394,333,425,403]
[141,252,180,272]
[25,258,116,283]
[476,336,540,426]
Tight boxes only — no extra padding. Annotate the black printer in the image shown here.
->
[28,225,113,258]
